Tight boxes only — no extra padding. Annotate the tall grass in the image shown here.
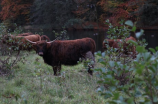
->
[0,51,107,104]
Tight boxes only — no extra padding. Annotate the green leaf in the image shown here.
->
[136,46,146,53]
[97,51,102,56]
[98,58,104,63]
[100,61,107,66]
[106,75,112,79]
[136,32,142,39]
[110,86,116,91]
[135,29,144,39]
[104,91,113,99]
[156,46,158,51]
[153,96,158,102]
[95,68,102,72]
[150,56,156,61]
[126,40,137,45]
[149,64,156,73]
[135,90,142,98]
[101,68,106,73]
[102,52,106,57]
[149,48,156,53]
[125,20,133,27]
[24,99,27,104]
[136,53,141,61]
[109,61,115,67]
[136,65,144,75]
[127,98,135,104]
[113,92,120,100]
[145,52,151,60]
[97,80,103,84]
[131,26,136,32]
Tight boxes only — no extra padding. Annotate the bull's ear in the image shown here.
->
[47,43,51,49]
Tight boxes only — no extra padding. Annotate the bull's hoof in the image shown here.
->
[88,69,93,75]
[54,73,61,76]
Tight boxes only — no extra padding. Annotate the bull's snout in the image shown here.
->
[38,52,43,56]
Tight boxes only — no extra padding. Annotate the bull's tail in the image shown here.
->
[91,39,96,56]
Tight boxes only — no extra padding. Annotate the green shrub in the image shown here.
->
[0,23,28,75]
[95,20,158,104]
[53,30,69,40]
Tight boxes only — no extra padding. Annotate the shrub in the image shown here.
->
[95,20,158,103]
[0,23,28,75]
[53,30,69,40]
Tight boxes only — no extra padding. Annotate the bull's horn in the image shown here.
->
[47,37,58,43]
[47,40,56,43]
[26,39,36,44]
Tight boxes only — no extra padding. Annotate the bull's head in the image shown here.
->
[2,35,16,44]
[103,39,115,50]
[26,39,55,56]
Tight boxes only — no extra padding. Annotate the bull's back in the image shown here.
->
[24,35,41,42]
[107,39,122,48]
[83,38,96,55]
[50,38,96,65]
[18,33,33,36]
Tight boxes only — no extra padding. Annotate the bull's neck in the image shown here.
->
[43,46,51,58]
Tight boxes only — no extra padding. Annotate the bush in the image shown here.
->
[53,30,69,40]
[95,20,158,103]
[0,23,28,75]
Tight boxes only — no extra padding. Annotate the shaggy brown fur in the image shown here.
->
[28,38,96,75]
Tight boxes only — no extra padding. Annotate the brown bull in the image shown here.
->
[27,38,96,75]
[103,36,137,58]
[16,34,41,43]
[103,39,122,50]
[18,33,50,42]
[3,34,41,50]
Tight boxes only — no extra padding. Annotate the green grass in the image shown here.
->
[0,51,107,104]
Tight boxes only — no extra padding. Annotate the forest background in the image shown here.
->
[0,0,158,31]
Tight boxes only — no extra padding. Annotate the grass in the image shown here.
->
[0,51,107,104]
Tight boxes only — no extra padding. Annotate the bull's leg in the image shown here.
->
[84,51,95,75]
[53,64,61,76]
[53,66,58,76]
[57,65,61,75]
[88,68,93,75]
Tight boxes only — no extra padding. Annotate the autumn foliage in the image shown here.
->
[0,0,32,21]
[0,0,157,28]
[97,0,143,26]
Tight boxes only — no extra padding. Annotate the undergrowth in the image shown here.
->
[0,51,107,104]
